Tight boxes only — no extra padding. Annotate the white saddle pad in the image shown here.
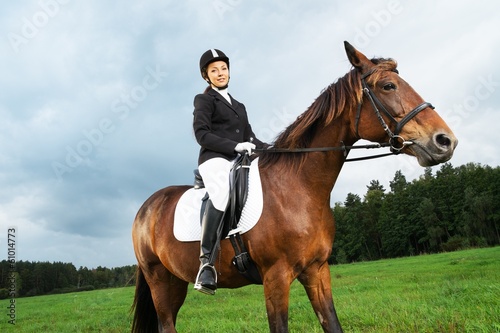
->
[173,158,263,242]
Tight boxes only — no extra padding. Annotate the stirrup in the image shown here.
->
[194,263,217,295]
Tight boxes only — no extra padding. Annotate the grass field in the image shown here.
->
[1,247,499,332]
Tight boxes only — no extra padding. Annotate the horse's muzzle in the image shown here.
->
[411,132,458,167]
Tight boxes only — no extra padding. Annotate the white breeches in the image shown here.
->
[198,157,233,211]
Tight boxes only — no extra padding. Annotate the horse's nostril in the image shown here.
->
[435,133,451,147]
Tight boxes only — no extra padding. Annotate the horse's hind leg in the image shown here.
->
[143,263,189,333]
[298,262,343,333]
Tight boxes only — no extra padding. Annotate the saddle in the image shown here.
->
[193,153,262,284]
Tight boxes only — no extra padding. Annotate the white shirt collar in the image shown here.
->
[214,87,231,104]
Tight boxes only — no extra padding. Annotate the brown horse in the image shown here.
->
[131,41,457,333]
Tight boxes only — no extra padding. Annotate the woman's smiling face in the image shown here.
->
[206,61,229,88]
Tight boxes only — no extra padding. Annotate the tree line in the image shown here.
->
[331,162,500,264]
[0,261,136,299]
[1,162,498,297]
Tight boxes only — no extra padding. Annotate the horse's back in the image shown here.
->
[135,185,190,224]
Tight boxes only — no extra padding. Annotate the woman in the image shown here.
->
[192,49,268,295]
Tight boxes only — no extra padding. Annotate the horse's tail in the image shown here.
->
[131,267,158,333]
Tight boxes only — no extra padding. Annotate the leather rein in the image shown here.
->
[255,69,434,162]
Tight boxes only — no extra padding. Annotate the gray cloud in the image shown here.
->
[0,0,499,268]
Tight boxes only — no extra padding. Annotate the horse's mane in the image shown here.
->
[258,57,397,169]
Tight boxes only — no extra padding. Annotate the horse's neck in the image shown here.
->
[305,120,355,197]
[269,117,356,203]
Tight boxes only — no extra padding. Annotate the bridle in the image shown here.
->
[255,68,434,162]
[356,69,434,153]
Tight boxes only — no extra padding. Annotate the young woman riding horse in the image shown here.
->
[132,42,457,333]
[193,49,268,295]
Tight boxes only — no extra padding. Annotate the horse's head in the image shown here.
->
[344,41,457,167]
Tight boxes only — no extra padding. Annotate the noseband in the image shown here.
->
[355,70,434,153]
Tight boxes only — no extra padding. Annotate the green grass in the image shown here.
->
[329,248,500,333]
[1,247,499,332]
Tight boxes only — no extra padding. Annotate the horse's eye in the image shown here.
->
[383,83,396,91]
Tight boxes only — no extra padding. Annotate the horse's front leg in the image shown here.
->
[298,261,343,333]
[262,264,293,333]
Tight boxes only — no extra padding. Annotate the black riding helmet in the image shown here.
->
[199,49,230,81]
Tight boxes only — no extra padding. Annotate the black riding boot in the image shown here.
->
[194,200,224,295]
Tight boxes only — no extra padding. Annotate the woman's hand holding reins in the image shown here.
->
[235,142,256,155]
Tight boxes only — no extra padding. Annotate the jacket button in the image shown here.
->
[236,129,240,133]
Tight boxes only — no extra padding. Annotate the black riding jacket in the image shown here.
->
[193,88,266,165]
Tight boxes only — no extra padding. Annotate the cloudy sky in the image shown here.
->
[1,1,499,269]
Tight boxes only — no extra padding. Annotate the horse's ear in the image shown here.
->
[344,41,372,73]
